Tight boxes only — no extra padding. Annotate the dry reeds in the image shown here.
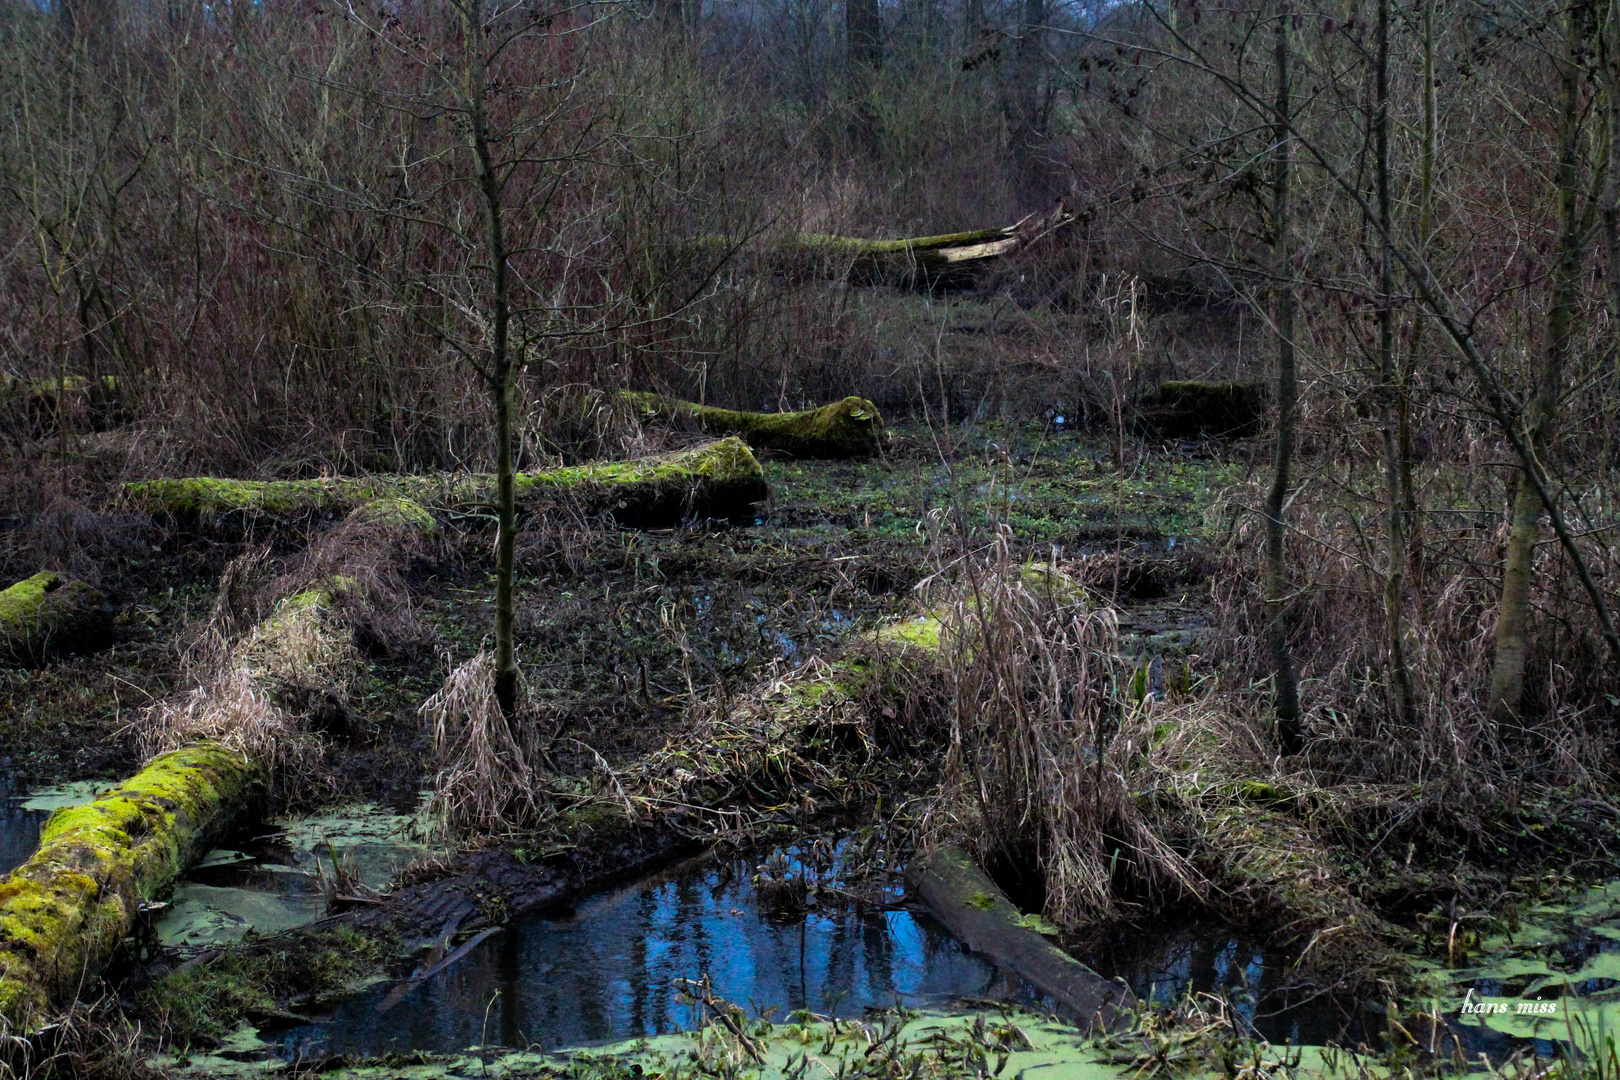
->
[420,652,543,837]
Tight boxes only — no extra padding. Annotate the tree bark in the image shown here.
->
[1265,0,1302,751]
[1486,0,1588,724]
[1376,0,1418,728]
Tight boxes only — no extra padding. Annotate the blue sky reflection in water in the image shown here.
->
[273,860,1009,1058]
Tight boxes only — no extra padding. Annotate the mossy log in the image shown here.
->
[0,744,263,1030]
[622,393,884,458]
[119,438,767,532]
[906,845,1131,1029]
[0,571,106,662]
[0,501,439,1030]
[1137,379,1268,439]
[0,375,124,433]
[790,203,1075,289]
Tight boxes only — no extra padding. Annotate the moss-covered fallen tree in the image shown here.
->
[0,744,262,1030]
[0,500,439,1030]
[792,203,1075,289]
[621,393,885,459]
[0,571,105,661]
[120,437,767,531]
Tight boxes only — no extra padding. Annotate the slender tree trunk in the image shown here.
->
[466,1,521,718]
[1402,0,1438,593]
[847,0,882,65]
[1486,0,1587,724]
[1266,0,1302,751]
[1604,0,1620,329]
[1376,0,1418,728]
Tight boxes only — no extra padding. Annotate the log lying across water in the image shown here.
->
[0,572,105,661]
[622,393,885,459]
[0,499,439,1031]
[906,845,1131,1030]
[120,437,768,531]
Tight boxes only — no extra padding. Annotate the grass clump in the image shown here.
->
[136,925,391,1048]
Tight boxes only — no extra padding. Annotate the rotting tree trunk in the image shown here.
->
[0,744,263,1030]
[1486,1,1587,724]
[0,571,104,661]
[0,498,439,1030]
[906,845,1130,1029]
[793,204,1074,289]
[120,438,769,533]
[621,393,885,458]
[1264,0,1302,752]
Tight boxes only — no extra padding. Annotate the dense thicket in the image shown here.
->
[0,0,1616,773]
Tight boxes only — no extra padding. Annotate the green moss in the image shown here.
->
[876,615,943,652]
[0,571,105,660]
[351,496,437,536]
[0,743,263,1030]
[136,925,391,1048]
[625,394,885,458]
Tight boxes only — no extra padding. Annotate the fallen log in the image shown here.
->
[0,499,438,1030]
[0,743,263,1030]
[119,437,767,532]
[906,845,1131,1030]
[622,393,884,458]
[793,203,1074,289]
[0,572,105,662]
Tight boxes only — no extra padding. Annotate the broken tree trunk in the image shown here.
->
[120,437,768,532]
[0,499,438,1030]
[0,744,263,1029]
[792,203,1075,289]
[621,393,884,458]
[0,572,105,661]
[906,845,1131,1029]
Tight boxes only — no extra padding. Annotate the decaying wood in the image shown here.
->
[622,393,885,458]
[120,437,768,532]
[0,572,105,661]
[906,845,1132,1030]
[793,203,1075,289]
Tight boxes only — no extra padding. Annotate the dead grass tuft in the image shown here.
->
[420,652,544,836]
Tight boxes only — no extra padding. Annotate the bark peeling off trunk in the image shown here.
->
[622,393,885,459]
[0,571,106,662]
[0,744,264,1030]
[119,438,767,531]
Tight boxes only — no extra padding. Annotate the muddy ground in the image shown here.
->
[2,423,1614,1074]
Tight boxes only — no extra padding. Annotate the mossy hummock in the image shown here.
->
[0,571,105,661]
[120,438,768,530]
[0,744,263,1030]
[622,393,885,459]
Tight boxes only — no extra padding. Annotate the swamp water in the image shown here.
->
[267,853,1031,1059]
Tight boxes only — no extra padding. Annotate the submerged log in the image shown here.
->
[622,393,884,458]
[120,437,768,532]
[0,744,263,1030]
[906,845,1131,1030]
[793,203,1075,289]
[0,500,439,1030]
[0,572,105,661]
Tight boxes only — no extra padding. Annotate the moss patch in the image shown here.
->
[624,393,885,458]
[136,925,391,1048]
[0,571,106,661]
[0,743,264,1029]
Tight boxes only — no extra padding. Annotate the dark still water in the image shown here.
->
[272,856,1019,1058]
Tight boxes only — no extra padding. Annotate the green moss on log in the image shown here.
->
[120,439,766,530]
[622,393,884,459]
[1138,379,1268,439]
[0,571,105,661]
[0,744,263,1030]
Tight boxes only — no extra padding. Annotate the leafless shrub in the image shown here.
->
[420,652,544,837]
[925,533,1199,928]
